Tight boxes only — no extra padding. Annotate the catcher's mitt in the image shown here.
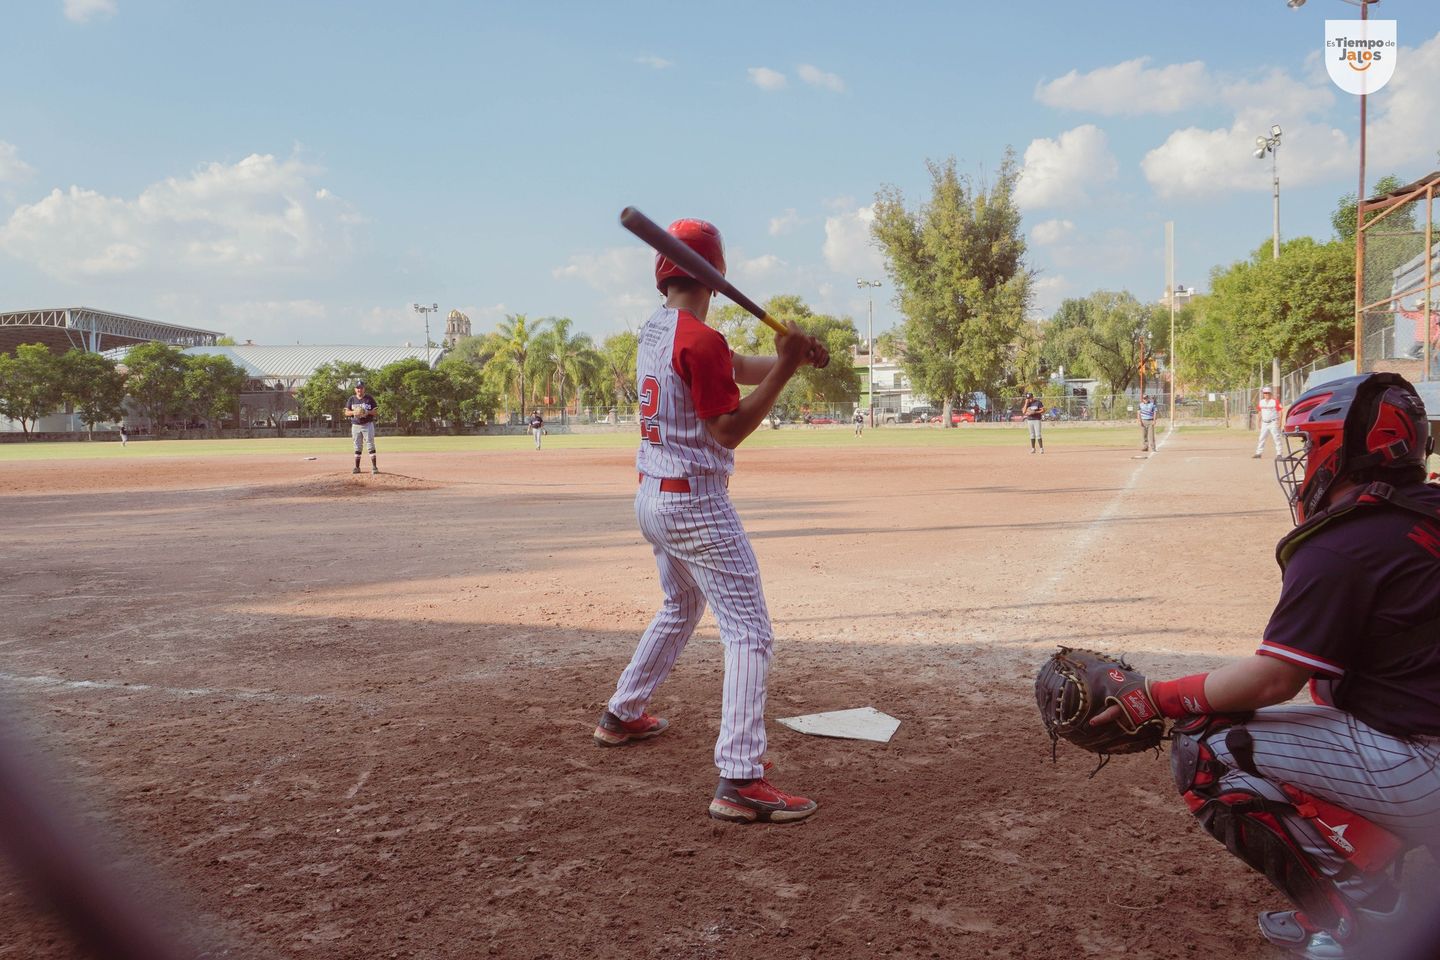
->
[1035,646,1165,772]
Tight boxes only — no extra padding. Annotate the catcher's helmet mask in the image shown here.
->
[1276,373,1432,524]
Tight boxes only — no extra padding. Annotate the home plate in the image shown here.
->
[777,707,900,743]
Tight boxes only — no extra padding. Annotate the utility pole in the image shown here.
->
[1166,221,1177,423]
[857,279,883,427]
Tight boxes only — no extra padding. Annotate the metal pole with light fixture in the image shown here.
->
[412,303,438,366]
[857,279,883,427]
[1253,125,1282,260]
[1285,0,1380,370]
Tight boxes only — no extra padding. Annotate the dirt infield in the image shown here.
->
[0,427,1385,958]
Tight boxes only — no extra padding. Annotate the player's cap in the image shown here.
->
[355,380,366,389]
[1262,385,1272,393]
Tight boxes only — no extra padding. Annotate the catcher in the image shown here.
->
[1041,373,1440,959]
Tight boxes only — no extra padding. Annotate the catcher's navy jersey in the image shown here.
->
[1258,482,1440,736]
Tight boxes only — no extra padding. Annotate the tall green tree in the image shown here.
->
[596,331,639,410]
[487,314,546,416]
[1068,291,1164,395]
[0,343,63,437]
[58,349,128,439]
[532,317,600,423]
[297,361,370,427]
[1038,297,1096,381]
[714,296,861,413]
[1178,237,1352,387]
[370,357,431,434]
[122,342,189,432]
[434,353,501,429]
[872,153,1032,425]
[182,354,248,434]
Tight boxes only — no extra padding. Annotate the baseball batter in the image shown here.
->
[594,217,828,824]
[1093,373,1440,958]
[1254,384,1283,458]
[347,381,378,475]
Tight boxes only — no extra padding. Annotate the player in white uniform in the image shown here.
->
[1254,385,1283,458]
[593,218,829,824]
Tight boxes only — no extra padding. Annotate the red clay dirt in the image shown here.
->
[0,429,1399,958]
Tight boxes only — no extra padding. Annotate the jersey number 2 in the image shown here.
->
[639,375,663,446]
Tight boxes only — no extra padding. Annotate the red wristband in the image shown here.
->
[1149,674,1212,718]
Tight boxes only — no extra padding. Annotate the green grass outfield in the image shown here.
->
[0,423,1238,462]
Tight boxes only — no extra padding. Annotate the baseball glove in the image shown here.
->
[1035,646,1165,772]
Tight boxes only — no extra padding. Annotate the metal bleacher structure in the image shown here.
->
[0,306,221,356]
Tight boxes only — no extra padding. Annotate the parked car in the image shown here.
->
[803,414,837,425]
[929,411,976,424]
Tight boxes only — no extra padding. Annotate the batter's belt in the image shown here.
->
[638,474,729,494]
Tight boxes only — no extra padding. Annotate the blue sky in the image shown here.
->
[1,0,1438,347]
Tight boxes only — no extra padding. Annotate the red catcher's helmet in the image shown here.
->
[655,218,725,293]
[1276,372,1433,523]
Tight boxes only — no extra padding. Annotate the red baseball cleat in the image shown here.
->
[708,778,817,824]
[592,710,668,747]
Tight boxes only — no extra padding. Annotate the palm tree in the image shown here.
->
[533,318,601,423]
[488,315,546,419]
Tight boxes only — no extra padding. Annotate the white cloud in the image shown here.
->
[0,153,360,279]
[822,203,884,278]
[1142,120,1351,198]
[552,245,653,294]
[1365,30,1440,174]
[732,254,785,287]
[1138,33,1440,199]
[635,55,673,70]
[552,245,659,325]
[1031,219,1075,245]
[63,0,116,23]
[0,142,33,183]
[768,208,801,236]
[797,64,845,93]
[1013,125,1118,209]
[1036,57,1209,115]
[1030,275,1071,318]
[748,67,787,91]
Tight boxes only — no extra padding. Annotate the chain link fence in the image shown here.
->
[1358,175,1439,385]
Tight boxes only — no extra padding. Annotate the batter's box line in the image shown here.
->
[0,671,341,707]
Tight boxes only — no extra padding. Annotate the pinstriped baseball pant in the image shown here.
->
[1206,704,1440,902]
[607,475,771,780]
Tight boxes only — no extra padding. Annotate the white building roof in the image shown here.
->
[175,344,439,379]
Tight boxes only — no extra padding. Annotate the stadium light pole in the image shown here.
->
[1253,125,1283,260]
[412,303,438,366]
[857,278,883,427]
[1286,0,1379,370]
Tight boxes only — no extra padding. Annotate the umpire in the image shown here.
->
[347,380,379,475]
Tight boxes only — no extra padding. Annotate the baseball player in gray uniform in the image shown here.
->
[1093,372,1440,958]
[347,381,378,475]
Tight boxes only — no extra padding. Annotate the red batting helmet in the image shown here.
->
[655,218,726,293]
[1276,372,1433,523]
